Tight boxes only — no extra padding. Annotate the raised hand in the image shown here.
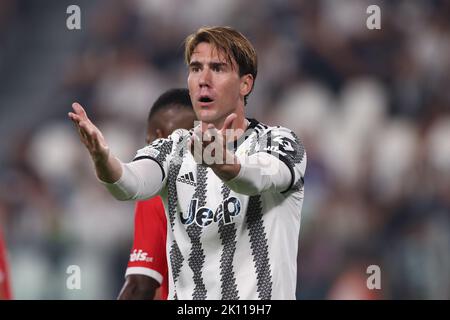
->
[189,113,242,181]
[68,102,110,164]
[218,113,238,137]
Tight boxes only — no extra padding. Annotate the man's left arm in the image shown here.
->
[216,127,307,196]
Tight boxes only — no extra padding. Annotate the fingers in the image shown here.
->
[68,112,82,126]
[69,102,91,128]
[69,102,109,162]
[203,125,216,143]
[89,131,102,153]
[75,121,92,146]
[68,102,97,144]
[189,123,228,166]
[78,120,93,137]
[77,121,108,158]
[72,102,88,120]
[220,113,237,133]
[77,122,89,143]
[80,121,102,149]
[91,130,108,151]
[74,119,96,147]
[189,125,211,163]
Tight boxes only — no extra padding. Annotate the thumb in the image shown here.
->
[220,113,237,133]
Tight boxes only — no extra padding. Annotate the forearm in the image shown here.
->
[94,153,123,183]
[224,152,292,195]
[118,275,159,300]
[102,159,164,201]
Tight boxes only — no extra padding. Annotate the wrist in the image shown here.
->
[92,149,110,165]
[211,160,241,181]
[94,153,122,183]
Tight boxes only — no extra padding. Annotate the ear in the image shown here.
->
[156,128,164,139]
[146,127,158,144]
[240,74,254,97]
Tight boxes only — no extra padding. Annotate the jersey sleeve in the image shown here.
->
[0,233,12,300]
[253,126,307,193]
[132,128,191,185]
[126,197,168,284]
[133,138,173,185]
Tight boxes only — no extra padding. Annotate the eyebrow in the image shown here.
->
[188,61,229,69]
[210,62,228,69]
[189,61,202,68]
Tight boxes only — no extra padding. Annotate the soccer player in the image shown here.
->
[118,88,196,300]
[69,26,306,299]
[0,230,12,300]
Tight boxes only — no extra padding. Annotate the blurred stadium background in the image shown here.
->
[0,0,449,299]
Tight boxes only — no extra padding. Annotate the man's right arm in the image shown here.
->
[119,199,167,300]
[118,275,160,300]
[69,102,165,200]
[69,102,122,183]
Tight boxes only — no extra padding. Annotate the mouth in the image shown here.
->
[198,95,214,106]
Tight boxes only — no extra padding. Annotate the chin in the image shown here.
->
[197,110,219,123]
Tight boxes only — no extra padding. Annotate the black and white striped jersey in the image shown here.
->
[133,118,306,300]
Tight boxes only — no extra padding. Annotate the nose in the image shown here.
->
[199,67,212,87]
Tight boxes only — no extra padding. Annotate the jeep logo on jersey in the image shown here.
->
[129,249,153,262]
[180,197,241,227]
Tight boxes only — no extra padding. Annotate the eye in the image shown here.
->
[212,65,222,72]
[190,66,200,73]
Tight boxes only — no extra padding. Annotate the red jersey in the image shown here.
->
[0,231,12,300]
[126,196,168,300]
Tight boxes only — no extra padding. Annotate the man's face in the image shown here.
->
[188,42,246,127]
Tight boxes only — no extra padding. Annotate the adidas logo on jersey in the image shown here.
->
[177,172,196,186]
[129,249,153,262]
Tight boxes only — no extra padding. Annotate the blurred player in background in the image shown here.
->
[118,88,196,300]
[0,230,12,300]
[69,26,306,299]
